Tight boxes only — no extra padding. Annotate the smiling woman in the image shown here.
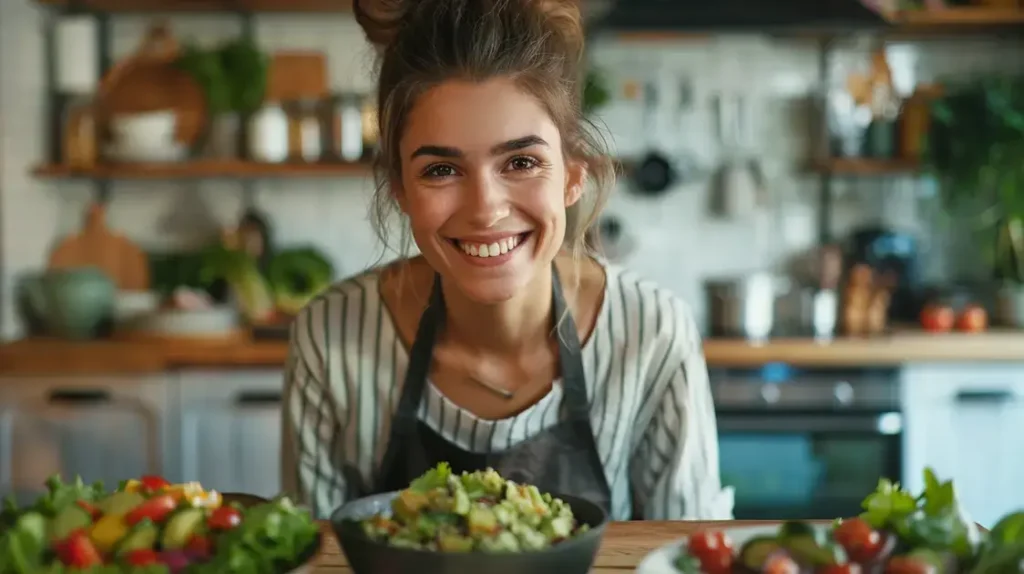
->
[280,0,735,523]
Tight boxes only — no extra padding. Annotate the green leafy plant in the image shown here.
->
[582,67,611,116]
[924,75,1024,283]
[177,37,269,115]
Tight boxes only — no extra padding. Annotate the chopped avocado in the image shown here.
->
[437,533,475,552]
[452,488,471,516]
[161,508,205,550]
[738,535,783,570]
[48,504,92,541]
[116,521,159,555]
[466,506,499,536]
[97,491,145,516]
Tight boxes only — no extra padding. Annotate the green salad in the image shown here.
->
[0,474,319,574]
[673,467,1023,574]
[359,464,589,552]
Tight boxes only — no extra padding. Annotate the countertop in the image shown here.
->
[3,331,1024,375]
[312,519,745,572]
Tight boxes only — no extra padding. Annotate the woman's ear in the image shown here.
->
[392,179,408,213]
[564,159,587,207]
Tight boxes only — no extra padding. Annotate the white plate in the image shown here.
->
[636,523,829,574]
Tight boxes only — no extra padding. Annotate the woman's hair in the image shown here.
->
[354,0,616,263]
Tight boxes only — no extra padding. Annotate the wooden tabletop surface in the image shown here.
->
[3,330,1024,376]
[309,520,764,573]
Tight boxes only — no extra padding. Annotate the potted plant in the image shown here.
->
[178,37,269,159]
[924,74,1024,325]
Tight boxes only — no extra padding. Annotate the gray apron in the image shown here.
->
[374,267,612,512]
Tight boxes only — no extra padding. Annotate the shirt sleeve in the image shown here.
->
[280,298,348,519]
[630,296,735,520]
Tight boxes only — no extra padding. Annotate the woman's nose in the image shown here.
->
[464,173,509,227]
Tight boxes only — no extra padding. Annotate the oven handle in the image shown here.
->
[717,413,902,434]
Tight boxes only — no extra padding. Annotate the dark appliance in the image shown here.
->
[712,364,903,520]
[599,0,890,33]
[845,225,922,323]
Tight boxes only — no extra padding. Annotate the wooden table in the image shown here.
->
[310,520,761,572]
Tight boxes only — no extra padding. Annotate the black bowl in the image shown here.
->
[330,491,608,574]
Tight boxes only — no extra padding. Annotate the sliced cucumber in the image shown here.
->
[738,535,783,571]
[161,508,205,550]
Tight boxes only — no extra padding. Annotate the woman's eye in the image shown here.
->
[508,156,539,171]
[423,164,456,178]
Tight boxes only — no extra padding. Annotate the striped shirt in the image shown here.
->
[280,261,735,521]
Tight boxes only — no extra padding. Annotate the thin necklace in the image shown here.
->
[468,376,515,399]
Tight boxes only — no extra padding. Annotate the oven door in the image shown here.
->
[718,410,903,520]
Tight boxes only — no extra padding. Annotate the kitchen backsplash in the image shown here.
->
[2,0,1023,338]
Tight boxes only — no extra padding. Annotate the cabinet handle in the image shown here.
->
[954,390,1013,404]
[48,389,112,404]
[235,391,282,406]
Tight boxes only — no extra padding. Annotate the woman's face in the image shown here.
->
[397,78,585,304]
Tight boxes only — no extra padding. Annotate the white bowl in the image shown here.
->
[110,110,178,148]
[636,524,828,574]
[123,306,239,337]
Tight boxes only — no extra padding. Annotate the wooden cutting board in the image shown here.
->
[48,202,151,291]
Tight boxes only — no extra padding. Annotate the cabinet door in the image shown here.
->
[176,370,284,499]
[902,365,1024,528]
[0,376,169,505]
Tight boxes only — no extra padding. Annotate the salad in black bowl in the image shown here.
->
[331,463,608,574]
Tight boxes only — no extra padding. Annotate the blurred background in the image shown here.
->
[1,0,1023,526]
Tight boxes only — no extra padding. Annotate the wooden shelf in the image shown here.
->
[812,158,922,176]
[892,7,1024,27]
[35,0,352,13]
[33,160,373,180]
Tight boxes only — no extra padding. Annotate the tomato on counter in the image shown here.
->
[920,304,955,332]
[957,304,988,333]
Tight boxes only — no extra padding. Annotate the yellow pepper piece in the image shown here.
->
[122,479,142,494]
[89,514,129,553]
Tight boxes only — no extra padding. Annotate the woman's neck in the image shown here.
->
[441,267,554,351]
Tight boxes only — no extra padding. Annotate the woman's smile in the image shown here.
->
[448,231,533,267]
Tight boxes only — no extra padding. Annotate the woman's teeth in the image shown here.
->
[458,235,522,258]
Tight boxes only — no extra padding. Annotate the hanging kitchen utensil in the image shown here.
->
[672,76,701,185]
[709,94,763,219]
[631,81,677,197]
[48,202,150,291]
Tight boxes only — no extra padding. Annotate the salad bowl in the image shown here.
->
[331,490,609,574]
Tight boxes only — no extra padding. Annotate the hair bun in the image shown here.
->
[534,0,584,62]
[353,0,408,49]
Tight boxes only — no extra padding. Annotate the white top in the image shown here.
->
[280,262,735,521]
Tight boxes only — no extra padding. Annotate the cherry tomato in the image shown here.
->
[124,549,160,567]
[139,475,171,493]
[820,565,863,574]
[698,546,733,574]
[58,531,102,568]
[920,304,955,333]
[957,304,988,333]
[834,518,883,562]
[125,494,177,526]
[75,500,101,520]
[207,506,242,530]
[763,554,800,574]
[186,535,213,558]
[885,556,936,574]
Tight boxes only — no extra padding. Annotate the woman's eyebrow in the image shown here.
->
[409,135,549,160]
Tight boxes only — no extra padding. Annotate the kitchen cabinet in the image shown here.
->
[902,364,1024,528]
[0,376,170,505]
[173,370,284,499]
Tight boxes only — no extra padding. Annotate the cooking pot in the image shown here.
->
[704,273,790,340]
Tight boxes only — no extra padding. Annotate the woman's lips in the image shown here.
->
[449,232,531,266]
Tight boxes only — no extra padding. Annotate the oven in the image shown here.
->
[712,364,903,520]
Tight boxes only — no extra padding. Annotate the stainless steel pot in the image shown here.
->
[704,274,789,340]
